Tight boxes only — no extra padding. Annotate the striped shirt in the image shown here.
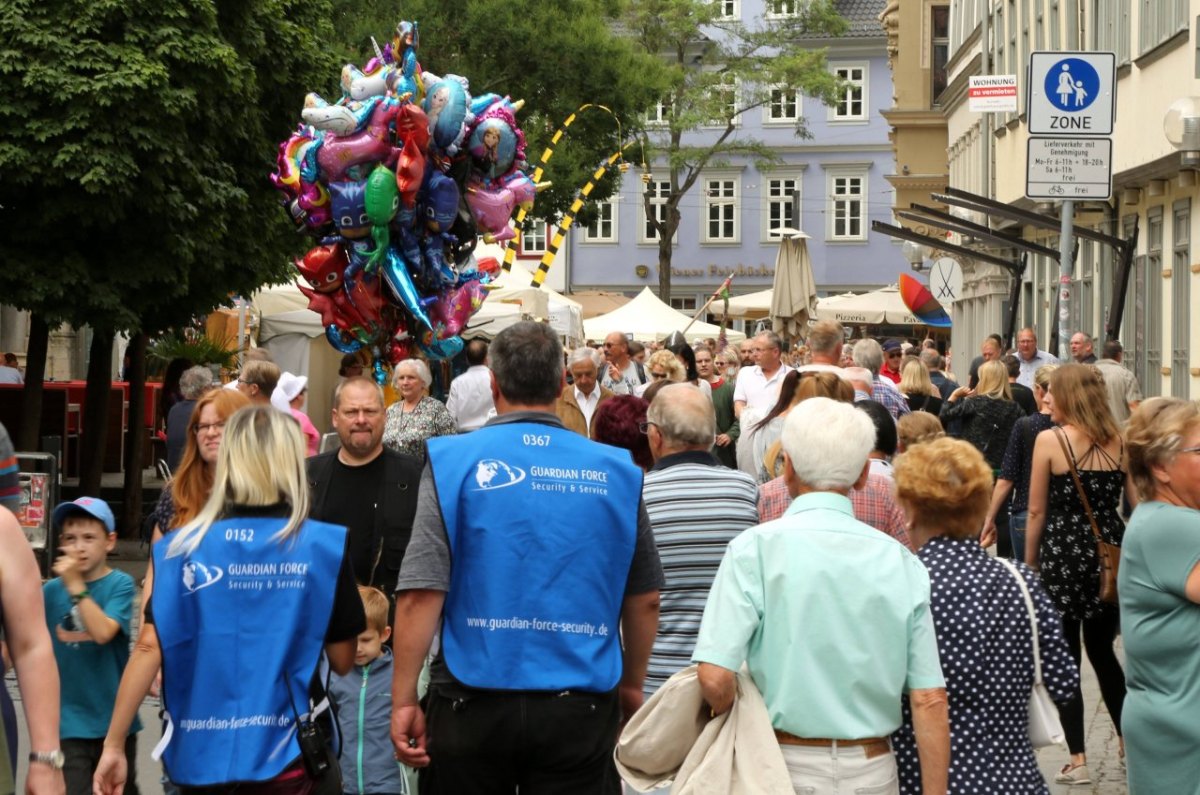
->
[0,423,17,511]
[642,451,759,697]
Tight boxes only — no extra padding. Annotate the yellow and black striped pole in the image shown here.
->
[530,143,632,288]
[503,103,621,272]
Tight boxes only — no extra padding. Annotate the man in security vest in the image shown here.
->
[390,320,664,794]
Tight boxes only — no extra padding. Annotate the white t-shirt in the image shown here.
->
[446,365,495,432]
[732,365,793,415]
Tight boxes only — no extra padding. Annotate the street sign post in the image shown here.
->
[1027,51,1116,135]
[1026,138,1113,200]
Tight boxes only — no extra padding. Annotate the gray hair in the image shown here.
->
[490,321,564,405]
[756,331,783,353]
[179,365,214,399]
[782,397,874,490]
[852,338,883,377]
[646,383,716,448]
[567,347,603,370]
[394,358,432,389]
[919,347,942,371]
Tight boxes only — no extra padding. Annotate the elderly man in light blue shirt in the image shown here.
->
[693,397,950,795]
[1015,327,1059,387]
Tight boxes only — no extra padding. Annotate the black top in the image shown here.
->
[165,399,197,473]
[999,413,1055,513]
[940,396,1026,471]
[904,392,943,416]
[1010,383,1038,417]
[320,454,386,584]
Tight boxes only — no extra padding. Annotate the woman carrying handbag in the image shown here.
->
[1025,364,1133,786]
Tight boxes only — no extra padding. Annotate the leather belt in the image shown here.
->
[774,732,891,760]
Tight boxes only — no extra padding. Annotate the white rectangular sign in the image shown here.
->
[1025,137,1113,200]
[968,75,1018,112]
[1027,51,1116,135]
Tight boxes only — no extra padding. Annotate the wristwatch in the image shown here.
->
[28,750,64,770]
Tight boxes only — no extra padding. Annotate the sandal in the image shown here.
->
[1054,763,1091,785]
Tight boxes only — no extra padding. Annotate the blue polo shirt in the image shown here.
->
[693,491,943,739]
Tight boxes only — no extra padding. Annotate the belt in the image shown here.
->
[774,732,891,760]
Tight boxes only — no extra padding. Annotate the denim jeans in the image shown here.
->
[780,743,898,795]
[1009,510,1028,565]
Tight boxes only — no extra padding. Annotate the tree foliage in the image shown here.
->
[0,0,341,334]
[328,0,672,225]
[624,0,847,298]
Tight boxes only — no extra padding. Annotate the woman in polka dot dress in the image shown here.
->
[891,437,1078,793]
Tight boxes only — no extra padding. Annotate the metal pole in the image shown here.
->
[1057,201,1075,359]
[980,0,991,199]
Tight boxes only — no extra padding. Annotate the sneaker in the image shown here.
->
[1054,763,1091,785]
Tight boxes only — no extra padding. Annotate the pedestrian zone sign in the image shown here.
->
[1027,51,1115,136]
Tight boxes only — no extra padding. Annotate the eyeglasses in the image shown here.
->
[638,421,657,434]
[193,420,227,435]
[1179,446,1200,455]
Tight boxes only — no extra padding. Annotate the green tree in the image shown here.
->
[625,0,847,299]
[328,0,672,225]
[0,0,338,500]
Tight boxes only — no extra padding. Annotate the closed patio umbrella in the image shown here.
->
[769,232,818,340]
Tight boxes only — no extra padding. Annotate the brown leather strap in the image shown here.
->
[773,731,888,748]
[1052,428,1104,543]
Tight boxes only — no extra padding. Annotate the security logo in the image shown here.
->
[473,459,526,491]
[183,560,224,593]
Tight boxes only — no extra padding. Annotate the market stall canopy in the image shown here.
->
[583,287,747,344]
[485,262,584,342]
[568,290,633,320]
[815,285,922,326]
[716,288,774,320]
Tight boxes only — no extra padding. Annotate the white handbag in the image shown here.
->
[998,558,1066,748]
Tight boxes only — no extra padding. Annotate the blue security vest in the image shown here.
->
[151,517,345,787]
[428,420,641,692]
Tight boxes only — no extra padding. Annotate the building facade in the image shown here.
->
[897,0,1200,398]
[553,0,901,315]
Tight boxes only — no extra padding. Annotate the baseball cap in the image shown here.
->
[881,339,903,354]
[52,497,115,534]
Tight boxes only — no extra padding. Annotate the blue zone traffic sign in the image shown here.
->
[1044,58,1099,113]
[1027,51,1115,135]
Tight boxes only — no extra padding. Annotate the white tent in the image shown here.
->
[717,288,774,320]
[252,283,344,435]
[583,287,748,343]
[482,262,584,342]
[815,285,922,326]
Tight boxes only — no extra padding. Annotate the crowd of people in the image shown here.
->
[3,317,1196,795]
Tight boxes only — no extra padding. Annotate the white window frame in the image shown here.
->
[639,176,676,245]
[582,198,618,244]
[825,169,868,242]
[760,169,805,242]
[704,74,740,128]
[701,172,740,245]
[828,62,868,122]
[715,0,739,20]
[521,222,548,256]
[645,99,669,128]
[765,0,800,18]
[762,85,802,125]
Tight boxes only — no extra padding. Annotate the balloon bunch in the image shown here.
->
[270,21,547,379]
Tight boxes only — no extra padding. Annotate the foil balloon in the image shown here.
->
[364,166,400,270]
[422,75,472,155]
[317,98,403,182]
[272,18,544,376]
